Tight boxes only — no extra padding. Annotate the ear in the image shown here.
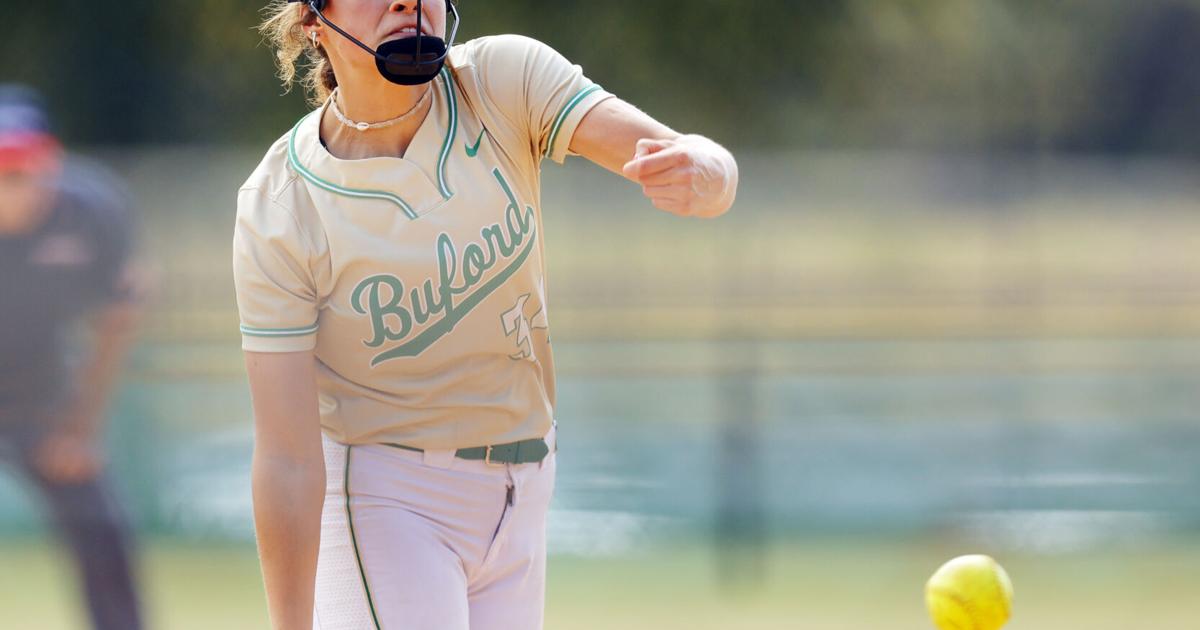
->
[299,3,320,26]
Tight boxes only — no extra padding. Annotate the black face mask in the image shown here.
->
[295,0,460,86]
[375,34,450,86]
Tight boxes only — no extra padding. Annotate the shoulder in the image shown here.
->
[237,124,319,235]
[54,155,134,237]
[447,34,573,122]
[449,34,560,74]
[236,123,323,248]
[239,128,302,205]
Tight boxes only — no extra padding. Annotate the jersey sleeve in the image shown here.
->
[232,186,321,352]
[65,159,138,306]
[473,35,614,164]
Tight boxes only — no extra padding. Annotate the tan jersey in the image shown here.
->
[233,35,613,449]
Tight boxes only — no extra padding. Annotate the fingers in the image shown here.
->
[624,135,736,218]
[622,136,687,180]
[622,148,688,181]
[635,137,673,158]
[45,455,102,483]
[642,183,690,203]
[643,184,699,216]
[34,437,103,483]
[634,165,695,186]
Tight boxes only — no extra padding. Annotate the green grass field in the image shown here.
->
[2,536,1197,629]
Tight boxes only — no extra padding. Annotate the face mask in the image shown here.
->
[296,0,460,86]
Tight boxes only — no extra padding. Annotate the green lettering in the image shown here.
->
[353,171,542,363]
[462,243,487,285]
[483,223,515,258]
[410,278,446,325]
[351,275,412,348]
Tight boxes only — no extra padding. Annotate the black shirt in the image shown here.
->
[0,158,134,419]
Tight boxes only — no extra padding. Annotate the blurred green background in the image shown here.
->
[3,0,1200,628]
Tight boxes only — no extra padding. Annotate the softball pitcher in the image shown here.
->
[237,1,738,628]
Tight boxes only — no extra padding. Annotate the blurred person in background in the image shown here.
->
[0,84,145,630]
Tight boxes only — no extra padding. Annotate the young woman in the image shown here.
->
[237,1,737,628]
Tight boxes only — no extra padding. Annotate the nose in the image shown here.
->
[388,1,417,13]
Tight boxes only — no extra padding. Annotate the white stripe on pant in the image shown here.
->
[314,427,556,630]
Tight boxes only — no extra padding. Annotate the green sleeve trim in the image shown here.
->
[545,84,604,159]
[345,446,382,629]
[239,322,319,337]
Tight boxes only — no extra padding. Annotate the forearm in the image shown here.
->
[69,302,141,436]
[571,97,678,176]
[573,97,738,218]
[252,451,325,630]
[244,349,325,629]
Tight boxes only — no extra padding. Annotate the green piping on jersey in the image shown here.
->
[287,113,420,220]
[286,69,459,219]
[435,66,457,199]
[344,446,383,629]
[545,84,603,159]
[239,322,319,337]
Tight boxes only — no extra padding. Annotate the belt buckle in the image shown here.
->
[483,445,504,467]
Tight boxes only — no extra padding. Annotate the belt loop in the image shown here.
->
[422,447,456,469]
[483,445,505,468]
[540,423,557,470]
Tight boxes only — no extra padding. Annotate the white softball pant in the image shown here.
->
[314,427,556,630]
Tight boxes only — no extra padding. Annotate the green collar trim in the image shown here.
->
[435,66,457,199]
[546,84,602,159]
[287,112,419,220]
[286,70,460,220]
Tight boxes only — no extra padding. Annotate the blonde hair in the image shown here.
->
[259,1,337,106]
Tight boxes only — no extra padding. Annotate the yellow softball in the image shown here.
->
[925,554,1013,630]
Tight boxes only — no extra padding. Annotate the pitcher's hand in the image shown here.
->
[622,135,738,218]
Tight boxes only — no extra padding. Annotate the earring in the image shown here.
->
[311,31,319,47]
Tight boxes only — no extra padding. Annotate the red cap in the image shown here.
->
[0,131,61,173]
[0,84,60,174]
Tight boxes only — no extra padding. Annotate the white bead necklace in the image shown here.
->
[329,86,433,132]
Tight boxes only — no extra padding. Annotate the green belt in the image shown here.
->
[383,437,551,465]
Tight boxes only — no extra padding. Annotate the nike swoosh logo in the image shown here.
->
[465,130,485,157]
